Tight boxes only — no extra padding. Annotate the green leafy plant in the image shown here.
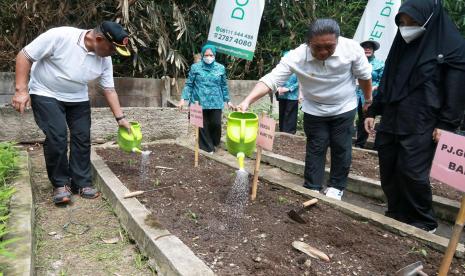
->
[2,1,463,79]
[277,196,289,204]
[186,209,199,224]
[0,142,19,264]
[407,246,428,257]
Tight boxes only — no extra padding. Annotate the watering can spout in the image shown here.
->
[237,152,245,170]
[132,148,142,154]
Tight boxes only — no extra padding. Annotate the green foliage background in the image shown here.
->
[1,0,464,79]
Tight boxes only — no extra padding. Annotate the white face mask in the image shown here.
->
[203,56,215,64]
[399,12,433,44]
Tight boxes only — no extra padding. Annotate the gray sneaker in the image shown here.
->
[53,186,72,204]
[76,187,101,199]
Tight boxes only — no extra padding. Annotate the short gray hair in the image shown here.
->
[306,18,340,41]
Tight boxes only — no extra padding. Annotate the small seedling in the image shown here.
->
[277,196,289,204]
[186,210,199,223]
[406,246,428,257]
[152,178,160,187]
[128,159,136,166]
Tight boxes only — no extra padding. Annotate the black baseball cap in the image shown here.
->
[100,21,130,56]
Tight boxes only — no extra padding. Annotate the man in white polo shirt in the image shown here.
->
[238,19,373,200]
[12,21,131,204]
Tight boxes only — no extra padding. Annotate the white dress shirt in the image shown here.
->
[23,27,114,102]
[260,36,372,117]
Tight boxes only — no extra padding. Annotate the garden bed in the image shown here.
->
[96,144,464,275]
[272,134,464,202]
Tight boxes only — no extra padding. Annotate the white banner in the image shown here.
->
[353,0,401,61]
[207,0,265,61]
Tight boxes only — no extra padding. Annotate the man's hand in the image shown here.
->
[362,103,371,113]
[226,102,235,110]
[118,118,131,133]
[12,88,30,114]
[236,100,250,112]
[277,87,290,95]
[362,98,373,113]
[433,128,442,143]
[364,117,376,136]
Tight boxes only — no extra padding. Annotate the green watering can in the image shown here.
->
[226,112,259,157]
[117,122,143,154]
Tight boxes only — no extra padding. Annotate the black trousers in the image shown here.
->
[303,109,356,191]
[31,95,92,189]
[355,98,369,148]
[199,109,222,153]
[278,99,298,134]
[376,131,438,230]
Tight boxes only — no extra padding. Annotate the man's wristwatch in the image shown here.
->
[365,99,373,105]
[115,115,126,122]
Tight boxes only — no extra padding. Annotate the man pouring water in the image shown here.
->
[11,21,132,204]
[237,19,373,200]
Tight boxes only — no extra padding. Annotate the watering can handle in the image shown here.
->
[130,125,141,140]
[240,119,246,144]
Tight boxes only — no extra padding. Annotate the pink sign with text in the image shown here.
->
[431,131,465,192]
[189,103,203,128]
[256,115,276,151]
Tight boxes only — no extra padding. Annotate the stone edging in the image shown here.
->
[0,151,34,275]
[90,145,215,276]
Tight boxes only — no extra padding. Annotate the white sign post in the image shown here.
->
[207,0,265,60]
[353,0,401,61]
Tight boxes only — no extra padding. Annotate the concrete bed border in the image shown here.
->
[175,141,465,258]
[0,151,35,276]
[91,142,215,276]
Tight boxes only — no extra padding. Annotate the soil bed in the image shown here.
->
[272,135,464,202]
[97,144,464,275]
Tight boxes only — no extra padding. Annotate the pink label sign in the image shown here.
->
[256,115,276,151]
[189,103,203,128]
[431,131,465,193]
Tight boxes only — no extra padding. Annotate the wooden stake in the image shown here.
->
[251,146,262,201]
[251,112,266,201]
[194,125,199,167]
[439,195,465,275]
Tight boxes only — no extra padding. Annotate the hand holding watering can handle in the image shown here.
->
[117,116,132,134]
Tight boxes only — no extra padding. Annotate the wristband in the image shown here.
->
[115,115,126,122]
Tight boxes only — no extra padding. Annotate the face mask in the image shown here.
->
[203,56,215,64]
[399,12,433,44]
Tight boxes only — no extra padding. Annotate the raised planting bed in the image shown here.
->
[272,133,464,202]
[95,144,465,275]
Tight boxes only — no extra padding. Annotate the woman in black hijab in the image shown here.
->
[365,0,465,232]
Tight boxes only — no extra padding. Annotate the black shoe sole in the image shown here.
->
[53,196,71,205]
[80,192,101,199]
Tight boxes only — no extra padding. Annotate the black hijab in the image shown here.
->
[378,0,465,104]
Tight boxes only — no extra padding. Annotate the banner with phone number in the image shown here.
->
[207,0,265,61]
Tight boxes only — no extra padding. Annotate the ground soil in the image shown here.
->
[272,135,465,202]
[97,144,465,276]
[28,145,154,276]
